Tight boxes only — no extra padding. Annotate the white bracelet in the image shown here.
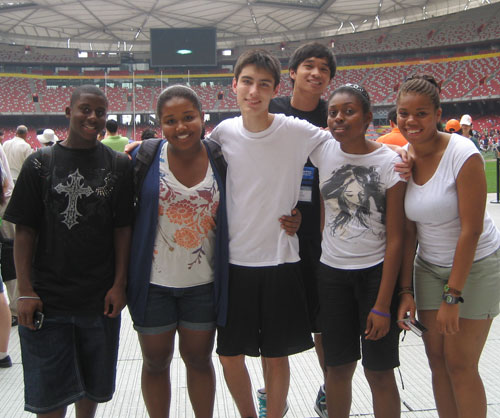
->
[17,296,41,301]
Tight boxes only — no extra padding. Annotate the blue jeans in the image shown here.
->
[19,314,120,414]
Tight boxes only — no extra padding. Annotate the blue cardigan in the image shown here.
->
[127,139,229,326]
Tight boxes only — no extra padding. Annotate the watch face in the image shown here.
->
[445,295,454,304]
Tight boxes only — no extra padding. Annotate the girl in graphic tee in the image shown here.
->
[309,84,406,418]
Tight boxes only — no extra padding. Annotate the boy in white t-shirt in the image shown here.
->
[210,49,332,418]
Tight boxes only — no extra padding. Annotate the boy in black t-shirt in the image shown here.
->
[4,85,133,417]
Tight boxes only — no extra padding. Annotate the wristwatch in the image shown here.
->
[442,293,464,304]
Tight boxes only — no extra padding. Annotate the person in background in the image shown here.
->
[3,125,32,182]
[102,119,129,152]
[141,128,157,141]
[0,162,11,368]
[460,114,480,150]
[97,129,106,141]
[444,119,461,134]
[37,128,59,147]
[377,107,408,147]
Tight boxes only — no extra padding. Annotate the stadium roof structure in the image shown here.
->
[0,0,498,53]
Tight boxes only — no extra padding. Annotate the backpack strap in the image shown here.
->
[133,138,163,211]
[203,139,227,185]
[38,146,56,205]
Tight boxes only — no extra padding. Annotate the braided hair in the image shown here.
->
[397,74,441,110]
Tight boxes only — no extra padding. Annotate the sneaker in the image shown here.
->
[257,388,289,417]
[257,388,267,418]
[314,385,328,418]
[11,316,18,327]
[0,355,12,368]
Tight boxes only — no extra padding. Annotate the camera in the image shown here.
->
[403,317,427,337]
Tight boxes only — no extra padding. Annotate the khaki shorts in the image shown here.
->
[414,248,500,319]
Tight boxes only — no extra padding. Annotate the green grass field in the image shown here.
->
[485,157,499,194]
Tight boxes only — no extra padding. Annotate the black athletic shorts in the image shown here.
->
[318,262,400,371]
[216,262,314,358]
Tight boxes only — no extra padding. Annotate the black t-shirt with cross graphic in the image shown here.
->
[5,141,133,315]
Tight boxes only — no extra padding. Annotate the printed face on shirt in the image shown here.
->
[290,57,331,96]
[66,93,107,145]
[232,64,279,116]
[160,97,203,152]
[396,92,442,145]
[327,91,371,144]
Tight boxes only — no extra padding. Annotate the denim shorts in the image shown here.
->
[133,282,216,335]
[18,314,121,414]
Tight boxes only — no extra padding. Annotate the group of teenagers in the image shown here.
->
[4,41,500,418]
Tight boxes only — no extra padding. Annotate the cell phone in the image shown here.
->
[33,311,44,330]
[403,317,427,337]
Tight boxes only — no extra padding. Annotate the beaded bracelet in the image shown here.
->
[370,308,391,318]
[398,286,414,297]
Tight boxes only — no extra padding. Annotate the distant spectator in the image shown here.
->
[102,119,129,152]
[140,128,157,141]
[97,129,106,141]
[376,107,407,146]
[0,139,16,327]
[37,128,59,147]
[460,114,480,150]
[0,165,11,368]
[445,119,461,134]
[3,125,33,181]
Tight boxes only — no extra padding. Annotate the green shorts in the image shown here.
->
[414,247,500,319]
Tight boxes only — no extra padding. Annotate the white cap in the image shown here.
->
[37,128,59,144]
[460,114,472,126]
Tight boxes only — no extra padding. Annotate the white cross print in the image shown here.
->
[55,169,93,229]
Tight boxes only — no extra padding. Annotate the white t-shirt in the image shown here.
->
[3,136,32,181]
[405,133,500,267]
[150,143,219,288]
[310,141,403,269]
[209,114,332,266]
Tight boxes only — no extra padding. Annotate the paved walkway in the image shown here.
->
[2,195,500,418]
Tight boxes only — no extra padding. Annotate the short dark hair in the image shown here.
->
[106,119,118,134]
[288,42,337,83]
[141,128,157,141]
[387,107,397,124]
[70,84,108,108]
[156,85,203,121]
[234,49,281,89]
